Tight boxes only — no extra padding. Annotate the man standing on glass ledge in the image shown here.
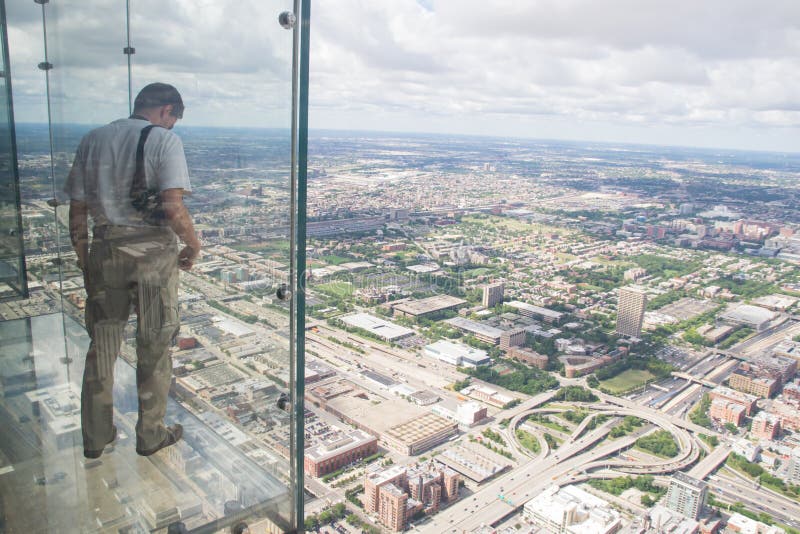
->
[65,83,200,459]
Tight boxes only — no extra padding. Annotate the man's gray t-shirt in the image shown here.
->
[64,118,191,227]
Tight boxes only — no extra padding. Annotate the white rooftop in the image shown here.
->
[720,304,777,326]
[525,485,621,533]
[425,340,488,363]
[341,312,415,340]
[507,300,564,319]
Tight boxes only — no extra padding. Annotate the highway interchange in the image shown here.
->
[300,318,800,533]
[411,346,800,533]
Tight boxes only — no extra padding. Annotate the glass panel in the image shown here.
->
[0,312,291,532]
[0,0,28,300]
[126,0,299,528]
[0,0,307,532]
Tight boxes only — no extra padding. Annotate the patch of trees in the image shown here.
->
[594,357,674,381]
[635,430,679,458]
[461,359,559,396]
[698,434,719,448]
[543,433,559,450]
[516,429,541,454]
[588,475,665,499]
[304,502,348,532]
[630,253,701,279]
[451,378,471,392]
[482,428,506,446]
[718,327,754,349]
[683,328,713,347]
[689,394,713,429]
[647,290,687,311]
[345,485,364,509]
[728,453,800,499]
[562,410,589,424]
[524,336,557,357]
[709,276,778,299]
[609,416,644,438]
[555,386,598,403]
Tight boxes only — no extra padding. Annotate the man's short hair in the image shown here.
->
[133,83,184,118]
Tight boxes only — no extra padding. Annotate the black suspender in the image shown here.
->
[129,124,165,225]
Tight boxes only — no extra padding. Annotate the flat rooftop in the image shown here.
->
[444,317,503,341]
[326,393,423,434]
[305,429,376,463]
[437,443,511,482]
[341,313,415,341]
[361,369,396,387]
[382,412,457,446]
[425,340,488,362]
[720,304,777,326]
[507,301,564,320]
[392,295,467,316]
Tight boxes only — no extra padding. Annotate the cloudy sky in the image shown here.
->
[8,0,800,152]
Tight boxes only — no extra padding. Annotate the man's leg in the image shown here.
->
[134,239,181,451]
[81,237,130,453]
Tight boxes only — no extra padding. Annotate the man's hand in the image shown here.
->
[161,188,201,270]
[68,200,89,271]
[178,245,198,271]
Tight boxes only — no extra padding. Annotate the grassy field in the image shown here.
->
[516,429,542,454]
[315,281,354,298]
[599,369,656,394]
[232,240,289,258]
[461,215,572,236]
[589,256,636,268]
[526,414,570,433]
[321,255,352,265]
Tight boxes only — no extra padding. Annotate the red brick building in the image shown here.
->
[708,386,758,416]
[304,429,377,478]
[709,398,745,427]
[751,412,781,440]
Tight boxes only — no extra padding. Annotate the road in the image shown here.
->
[687,442,731,479]
[420,395,702,533]
[733,319,800,358]
[709,471,800,530]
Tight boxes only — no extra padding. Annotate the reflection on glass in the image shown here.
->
[0,313,289,532]
[0,0,27,299]
[1,0,303,532]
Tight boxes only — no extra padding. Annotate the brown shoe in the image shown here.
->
[84,425,118,459]
[136,424,183,456]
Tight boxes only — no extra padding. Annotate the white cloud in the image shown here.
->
[6,0,800,150]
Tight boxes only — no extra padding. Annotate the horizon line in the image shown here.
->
[14,122,800,157]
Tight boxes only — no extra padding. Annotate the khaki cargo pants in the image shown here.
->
[82,225,180,452]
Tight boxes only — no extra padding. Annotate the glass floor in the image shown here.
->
[0,313,290,533]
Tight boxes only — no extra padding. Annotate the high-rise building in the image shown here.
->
[482,282,504,308]
[709,398,745,426]
[378,484,409,532]
[499,328,525,350]
[751,412,781,440]
[616,286,647,338]
[523,485,621,533]
[364,465,407,514]
[364,463,460,532]
[789,447,800,485]
[664,472,707,520]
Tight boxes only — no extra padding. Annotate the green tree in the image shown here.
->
[304,515,319,531]
[724,422,739,435]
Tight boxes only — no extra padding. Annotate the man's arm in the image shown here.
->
[161,188,201,271]
[69,200,89,271]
